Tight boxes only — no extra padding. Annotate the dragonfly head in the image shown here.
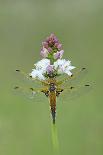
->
[49,83,56,92]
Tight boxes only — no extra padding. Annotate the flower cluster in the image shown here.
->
[30,34,75,80]
[40,33,64,60]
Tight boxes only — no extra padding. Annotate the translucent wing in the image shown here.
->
[14,69,50,102]
[15,69,49,88]
[13,85,48,101]
[57,83,92,102]
[56,67,87,87]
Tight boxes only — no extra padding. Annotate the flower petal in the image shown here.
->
[30,69,45,80]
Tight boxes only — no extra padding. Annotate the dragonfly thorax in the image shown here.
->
[49,83,56,92]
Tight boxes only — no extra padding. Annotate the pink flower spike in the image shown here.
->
[54,50,64,59]
[46,65,53,74]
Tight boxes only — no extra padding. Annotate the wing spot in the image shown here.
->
[81,67,86,71]
[70,86,74,89]
[16,69,20,72]
[14,86,19,89]
[30,88,34,91]
[85,84,90,87]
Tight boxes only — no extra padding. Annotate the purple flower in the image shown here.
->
[40,47,49,58]
[46,65,53,74]
[54,50,64,59]
[48,47,52,52]
[54,43,62,50]
[54,37,58,43]
[54,43,58,47]
[48,40,52,45]
[42,42,48,48]
[45,33,61,47]
[40,33,63,58]
[57,43,62,50]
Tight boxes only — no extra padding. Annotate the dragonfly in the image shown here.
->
[14,67,91,124]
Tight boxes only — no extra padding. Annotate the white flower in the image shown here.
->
[54,59,75,76]
[30,58,75,80]
[30,69,45,80]
[54,59,67,69]
[30,59,50,80]
[35,58,50,73]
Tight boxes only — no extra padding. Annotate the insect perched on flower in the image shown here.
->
[14,33,90,124]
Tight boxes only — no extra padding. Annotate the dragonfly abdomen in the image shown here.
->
[49,91,56,124]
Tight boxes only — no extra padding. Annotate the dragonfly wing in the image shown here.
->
[58,83,92,102]
[13,85,48,101]
[15,69,48,88]
[57,67,88,87]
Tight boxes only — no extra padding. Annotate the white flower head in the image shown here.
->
[54,59,75,76]
[35,58,50,73]
[30,59,50,80]
[30,58,75,81]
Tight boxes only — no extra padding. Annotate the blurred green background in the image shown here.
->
[0,0,103,155]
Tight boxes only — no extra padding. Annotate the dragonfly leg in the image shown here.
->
[56,88,64,97]
[41,90,49,97]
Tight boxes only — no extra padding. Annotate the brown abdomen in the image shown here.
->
[49,91,56,124]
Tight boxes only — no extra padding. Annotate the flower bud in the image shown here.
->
[48,47,52,52]
[40,47,49,58]
[54,50,64,59]
[42,42,48,48]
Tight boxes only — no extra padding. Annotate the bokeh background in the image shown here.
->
[0,0,103,155]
